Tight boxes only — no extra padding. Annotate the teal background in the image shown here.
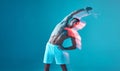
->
[0,0,120,71]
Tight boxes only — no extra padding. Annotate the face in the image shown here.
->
[72,21,86,30]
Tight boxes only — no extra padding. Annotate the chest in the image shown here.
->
[65,28,81,40]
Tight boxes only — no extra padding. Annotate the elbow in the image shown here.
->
[73,47,76,49]
[72,45,77,49]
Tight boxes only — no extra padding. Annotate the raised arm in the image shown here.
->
[61,8,85,23]
[61,7,92,25]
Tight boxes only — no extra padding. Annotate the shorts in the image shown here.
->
[43,42,68,65]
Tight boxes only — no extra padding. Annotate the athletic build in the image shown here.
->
[43,7,93,71]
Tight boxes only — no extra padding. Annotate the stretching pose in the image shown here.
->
[43,7,93,71]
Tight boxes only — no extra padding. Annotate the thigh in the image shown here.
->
[54,47,68,64]
[43,43,54,64]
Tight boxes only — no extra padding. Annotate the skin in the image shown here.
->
[44,8,92,71]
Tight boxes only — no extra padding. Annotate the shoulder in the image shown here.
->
[64,27,75,38]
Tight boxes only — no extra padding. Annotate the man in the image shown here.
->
[43,7,93,71]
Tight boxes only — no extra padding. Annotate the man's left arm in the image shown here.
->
[59,37,77,50]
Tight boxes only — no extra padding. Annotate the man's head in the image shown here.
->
[67,18,86,30]
[68,18,80,27]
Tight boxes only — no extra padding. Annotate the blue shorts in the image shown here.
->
[43,42,68,65]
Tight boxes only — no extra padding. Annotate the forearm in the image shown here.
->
[59,45,76,50]
[62,9,85,21]
[63,7,92,22]
[70,8,85,16]
[64,46,76,50]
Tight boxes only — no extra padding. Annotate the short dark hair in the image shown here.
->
[67,18,80,28]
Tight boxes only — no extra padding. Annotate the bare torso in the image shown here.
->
[48,23,69,45]
[48,20,82,50]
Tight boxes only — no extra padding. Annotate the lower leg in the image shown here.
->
[44,64,50,71]
[60,64,67,71]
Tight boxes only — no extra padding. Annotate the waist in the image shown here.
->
[48,41,60,45]
[47,42,59,47]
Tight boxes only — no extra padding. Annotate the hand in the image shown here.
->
[86,7,93,12]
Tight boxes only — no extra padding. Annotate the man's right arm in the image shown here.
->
[61,7,92,24]
[61,8,85,24]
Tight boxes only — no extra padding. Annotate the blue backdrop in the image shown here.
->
[0,0,120,71]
